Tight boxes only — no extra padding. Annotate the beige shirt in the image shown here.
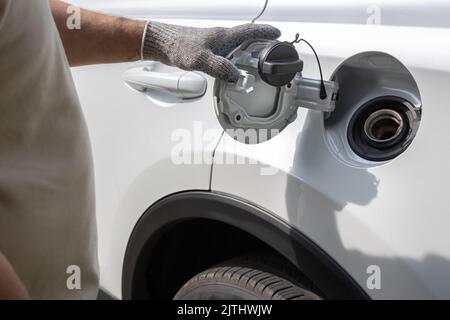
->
[0,0,98,299]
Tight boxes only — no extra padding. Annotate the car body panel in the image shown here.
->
[69,0,450,299]
[211,22,450,299]
[71,0,450,28]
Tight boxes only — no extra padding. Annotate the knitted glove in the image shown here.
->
[142,22,281,81]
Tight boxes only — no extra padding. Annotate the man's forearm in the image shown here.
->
[49,0,146,66]
[49,0,281,79]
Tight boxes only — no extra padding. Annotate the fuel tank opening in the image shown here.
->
[364,109,403,144]
[347,96,416,161]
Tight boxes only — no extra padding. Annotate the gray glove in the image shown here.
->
[142,22,281,81]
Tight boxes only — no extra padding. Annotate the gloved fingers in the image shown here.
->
[195,50,240,81]
[212,23,281,57]
[230,23,282,41]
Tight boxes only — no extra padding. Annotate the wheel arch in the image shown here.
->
[121,191,369,300]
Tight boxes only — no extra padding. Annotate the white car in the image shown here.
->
[70,0,450,299]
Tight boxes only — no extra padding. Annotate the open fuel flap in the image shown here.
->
[324,51,422,166]
[214,39,339,144]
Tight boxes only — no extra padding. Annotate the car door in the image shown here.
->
[68,0,234,296]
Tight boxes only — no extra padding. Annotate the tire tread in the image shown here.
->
[174,252,321,300]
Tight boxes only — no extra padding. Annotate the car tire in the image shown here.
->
[174,252,321,300]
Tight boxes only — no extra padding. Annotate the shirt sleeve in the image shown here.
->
[0,0,11,30]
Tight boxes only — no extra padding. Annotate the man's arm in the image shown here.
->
[49,1,281,79]
[49,0,145,66]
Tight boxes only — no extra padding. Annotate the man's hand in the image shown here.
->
[142,22,281,80]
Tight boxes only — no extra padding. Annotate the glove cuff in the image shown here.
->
[141,21,178,62]
[140,20,151,60]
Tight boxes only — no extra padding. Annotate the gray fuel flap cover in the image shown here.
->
[214,39,338,144]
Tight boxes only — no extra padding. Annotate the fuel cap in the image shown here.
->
[258,41,304,87]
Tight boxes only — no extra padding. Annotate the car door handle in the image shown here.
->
[123,65,207,102]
